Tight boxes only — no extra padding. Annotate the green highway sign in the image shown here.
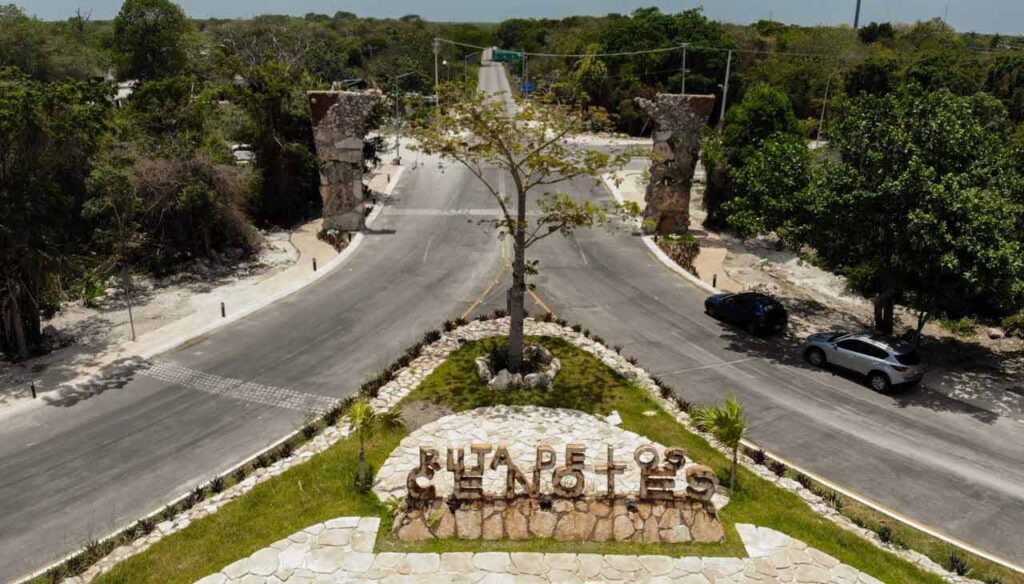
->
[492,49,524,62]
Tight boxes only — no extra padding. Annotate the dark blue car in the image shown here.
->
[704,292,788,334]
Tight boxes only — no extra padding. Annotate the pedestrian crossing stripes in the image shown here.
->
[140,360,338,413]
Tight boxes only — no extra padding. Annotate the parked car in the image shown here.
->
[801,332,925,391]
[704,292,788,334]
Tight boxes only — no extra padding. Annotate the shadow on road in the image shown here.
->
[709,297,1002,425]
[42,356,149,408]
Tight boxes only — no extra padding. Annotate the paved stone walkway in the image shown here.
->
[197,517,883,583]
[373,405,728,510]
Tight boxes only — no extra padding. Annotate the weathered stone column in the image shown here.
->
[635,94,716,234]
[307,90,382,231]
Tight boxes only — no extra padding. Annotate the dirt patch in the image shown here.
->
[399,400,454,431]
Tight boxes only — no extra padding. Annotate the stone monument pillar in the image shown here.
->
[307,90,382,231]
[635,94,716,234]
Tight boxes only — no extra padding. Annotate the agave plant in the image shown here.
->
[692,396,747,491]
[349,399,404,489]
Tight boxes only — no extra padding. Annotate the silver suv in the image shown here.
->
[801,332,925,391]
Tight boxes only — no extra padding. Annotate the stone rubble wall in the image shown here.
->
[635,93,716,234]
[393,496,724,544]
[308,90,382,232]
[198,517,884,584]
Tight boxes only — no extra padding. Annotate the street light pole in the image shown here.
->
[432,38,440,111]
[393,71,416,164]
[680,44,688,94]
[817,71,835,147]
[717,50,732,132]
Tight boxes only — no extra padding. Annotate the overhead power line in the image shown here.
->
[435,37,838,60]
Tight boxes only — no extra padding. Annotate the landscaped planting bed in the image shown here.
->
[48,316,1007,584]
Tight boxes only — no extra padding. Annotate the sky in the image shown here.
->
[17,0,1024,35]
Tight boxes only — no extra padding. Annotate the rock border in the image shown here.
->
[46,316,984,584]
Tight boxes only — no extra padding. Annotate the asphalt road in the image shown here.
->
[1,60,1022,581]
[476,63,1024,568]
[0,147,506,582]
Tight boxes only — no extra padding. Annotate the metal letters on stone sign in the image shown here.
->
[407,444,717,503]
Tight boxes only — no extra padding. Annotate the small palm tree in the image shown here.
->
[348,398,404,489]
[692,396,747,491]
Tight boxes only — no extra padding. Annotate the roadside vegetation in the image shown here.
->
[90,332,950,584]
[5,1,1024,358]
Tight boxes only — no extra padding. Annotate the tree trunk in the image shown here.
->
[507,190,528,373]
[913,310,930,348]
[357,438,367,487]
[873,288,896,334]
[730,446,738,492]
[4,278,30,360]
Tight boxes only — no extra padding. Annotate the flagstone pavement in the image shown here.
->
[197,517,882,583]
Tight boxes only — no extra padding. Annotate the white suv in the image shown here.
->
[801,332,925,391]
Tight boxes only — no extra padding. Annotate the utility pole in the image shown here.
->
[432,37,440,111]
[121,265,136,342]
[717,50,732,132]
[393,71,416,164]
[853,0,862,30]
[680,44,688,94]
[817,71,835,147]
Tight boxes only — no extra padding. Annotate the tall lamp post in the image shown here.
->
[393,71,417,164]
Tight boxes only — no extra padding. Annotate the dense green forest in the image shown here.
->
[2,0,1023,357]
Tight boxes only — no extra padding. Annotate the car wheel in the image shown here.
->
[805,348,826,367]
[869,371,891,392]
[706,305,715,318]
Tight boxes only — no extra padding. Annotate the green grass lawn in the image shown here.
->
[95,335,950,584]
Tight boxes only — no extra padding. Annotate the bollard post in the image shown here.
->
[220,302,226,318]
[30,382,37,399]
[713,273,717,288]
[313,258,317,272]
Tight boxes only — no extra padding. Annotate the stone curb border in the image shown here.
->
[15,168,405,584]
[40,316,990,583]
[602,171,1020,579]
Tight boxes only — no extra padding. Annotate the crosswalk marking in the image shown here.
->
[140,360,337,413]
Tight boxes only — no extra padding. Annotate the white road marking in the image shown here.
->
[140,360,337,413]
[422,236,434,262]
[656,357,758,376]
[574,236,589,266]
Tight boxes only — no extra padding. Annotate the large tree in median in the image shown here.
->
[413,87,629,371]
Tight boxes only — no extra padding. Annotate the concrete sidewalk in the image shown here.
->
[0,163,401,420]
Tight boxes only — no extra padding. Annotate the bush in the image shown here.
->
[656,233,700,274]
[209,475,226,494]
[948,552,971,576]
[674,395,693,413]
[876,523,893,544]
[795,473,814,490]
[278,440,294,459]
[442,319,455,332]
[939,316,977,337]
[422,329,441,343]
[1002,311,1024,337]
[744,447,768,465]
[821,490,844,512]
[767,459,788,476]
[232,467,246,484]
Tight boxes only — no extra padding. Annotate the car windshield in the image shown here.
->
[869,334,915,354]
[895,351,922,366]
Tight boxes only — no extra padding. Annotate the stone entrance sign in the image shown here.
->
[392,442,724,543]
[308,90,382,231]
[635,93,716,234]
